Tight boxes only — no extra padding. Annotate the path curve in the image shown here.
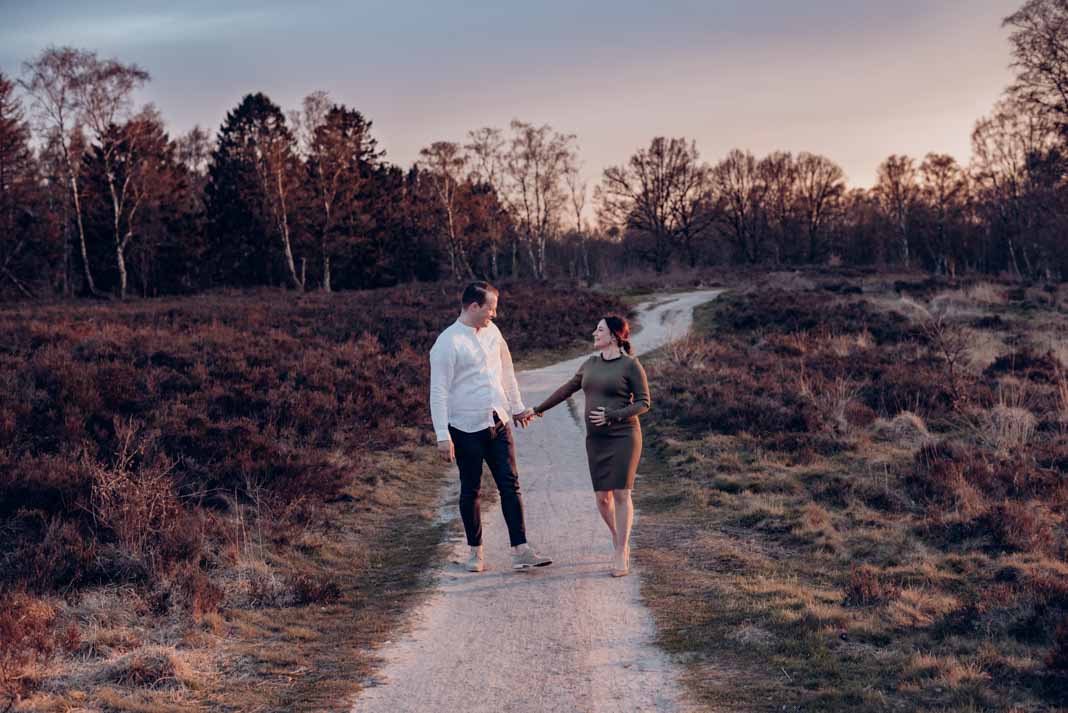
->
[352,290,724,713]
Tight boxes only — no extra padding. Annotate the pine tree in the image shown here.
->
[205,93,302,288]
[0,71,41,297]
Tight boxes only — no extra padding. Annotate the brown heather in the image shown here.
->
[635,272,1068,712]
[0,282,626,709]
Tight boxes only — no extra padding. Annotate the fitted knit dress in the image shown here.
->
[534,354,651,491]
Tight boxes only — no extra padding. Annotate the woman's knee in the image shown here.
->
[612,489,631,505]
[595,491,612,507]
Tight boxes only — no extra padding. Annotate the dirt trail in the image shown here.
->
[351,291,724,713]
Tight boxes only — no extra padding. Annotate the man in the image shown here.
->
[429,281,551,573]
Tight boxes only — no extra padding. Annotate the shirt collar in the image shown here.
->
[455,318,489,335]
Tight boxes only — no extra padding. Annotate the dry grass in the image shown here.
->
[962,328,1007,373]
[979,405,1038,453]
[6,447,446,713]
[97,646,204,690]
[633,277,1068,712]
[2,283,625,712]
[870,411,930,447]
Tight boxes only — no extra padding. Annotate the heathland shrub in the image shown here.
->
[648,283,1068,708]
[0,592,78,702]
[1046,618,1068,673]
[985,349,1062,384]
[986,501,1056,554]
[712,290,920,344]
[870,411,930,446]
[97,646,198,689]
[979,406,1038,452]
[911,440,1058,505]
[844,565,900,606]
[863,358,962,421]
[0,283,626,604]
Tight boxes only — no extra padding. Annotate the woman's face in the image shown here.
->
[592,319,614,350]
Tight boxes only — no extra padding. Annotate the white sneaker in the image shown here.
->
[511,545,552,570]
[466,546,484,573]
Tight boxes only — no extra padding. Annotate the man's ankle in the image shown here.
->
[511,542,530,554]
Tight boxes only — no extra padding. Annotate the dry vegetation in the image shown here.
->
[635,273,1068,711]
[0,281,626,712]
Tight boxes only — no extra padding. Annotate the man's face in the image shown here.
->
[466,292,498,328]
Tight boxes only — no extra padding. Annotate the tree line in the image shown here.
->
[2,0,1067,299]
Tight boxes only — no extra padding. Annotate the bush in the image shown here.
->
[987,501,1057,554]
[98,646,198,689]
[711,290,920,344]
[0,592,76,703]
[985,349,1062,384]
[0,282,626,603]
[288,572,343,605]
[870,411,930,446]
[1046,617,1068,673]
[844,565,900,606]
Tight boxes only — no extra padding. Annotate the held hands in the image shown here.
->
[588,406,608,427]
[513,408,539,428]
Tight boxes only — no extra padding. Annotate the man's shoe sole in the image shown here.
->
[512,560,552,570]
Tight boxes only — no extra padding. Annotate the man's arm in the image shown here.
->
[498,331,526,420]
[429,338,455,460]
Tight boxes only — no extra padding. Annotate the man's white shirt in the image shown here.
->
[429,320,526,442]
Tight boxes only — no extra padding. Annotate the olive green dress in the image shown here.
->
[534,354,651,491]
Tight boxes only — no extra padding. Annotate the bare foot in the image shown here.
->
[611,545,630,577]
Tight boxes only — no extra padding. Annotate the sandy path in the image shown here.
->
[351,290,724,713]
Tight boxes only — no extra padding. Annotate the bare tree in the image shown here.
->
[919,153,969,275]
[176,125,211,177]
[37,130,73,294]
[466,127,508,278]
[1003,0,1068,129]
[874,155,920,266]
[710,149,766,264]
[503,120,576,280]
[970,98,1058,276]
[175,125,211,224]
[757,151,797,263]
[289,90,330,156]
[563,157,590,280]
[20,47,100,294]
[419,141,474,280]
[71,49,149,298]
[795,152,846,262]
[599,137,712,271]
[96,107,173,299]
[251,110,303,290]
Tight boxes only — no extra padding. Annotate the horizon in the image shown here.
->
[1,0,1019,190]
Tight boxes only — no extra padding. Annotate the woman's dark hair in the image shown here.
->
[603,315,632,354]
[461,281,499,308]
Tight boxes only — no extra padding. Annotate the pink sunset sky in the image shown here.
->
[1,0,1019,190]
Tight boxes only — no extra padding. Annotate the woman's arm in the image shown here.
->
[533,361,586,415]
[605,358,651,422]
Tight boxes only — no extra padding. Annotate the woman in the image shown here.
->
[532,316,650,576]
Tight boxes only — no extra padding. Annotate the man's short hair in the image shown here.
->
[461,281,499,308]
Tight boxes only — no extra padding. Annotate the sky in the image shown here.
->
[0,0,1021,190]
